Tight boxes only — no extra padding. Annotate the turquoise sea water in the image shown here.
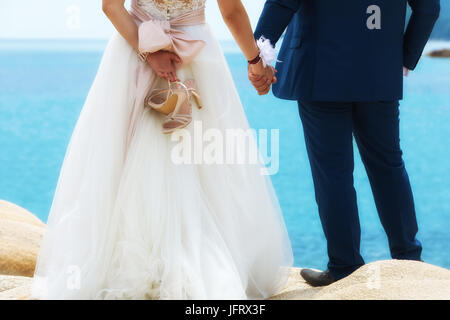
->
[0,40,449,270]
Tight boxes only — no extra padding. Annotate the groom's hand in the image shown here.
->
[403,67,411,77]
[248,61,277,95]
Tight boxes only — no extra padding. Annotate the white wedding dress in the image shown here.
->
[31,0,293,300]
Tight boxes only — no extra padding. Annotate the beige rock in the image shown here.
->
[0,275,32,300]
[0,274,32,292]
[269,267,321,300]
[427,49,450,58]
[1,201,449,300]
[0,285,32,300]
[274,260,450,300]
[0,200,45,277]
[0,260,449,300]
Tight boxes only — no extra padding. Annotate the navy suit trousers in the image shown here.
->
[297,100,423,279]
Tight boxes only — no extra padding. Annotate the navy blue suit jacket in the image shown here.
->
[254,0,440,101]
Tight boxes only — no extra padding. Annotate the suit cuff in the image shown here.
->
[403,51,421,70]
[403,50,422,70]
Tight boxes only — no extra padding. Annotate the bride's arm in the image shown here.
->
[102,0,139,51]
[217,0,260,62]
[102,0,180,81]
[217,0,275,93]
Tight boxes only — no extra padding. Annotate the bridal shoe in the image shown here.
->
[162,79,202,134]
[145,81,181,115]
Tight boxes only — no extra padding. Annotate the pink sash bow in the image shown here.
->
[126,1,206,148]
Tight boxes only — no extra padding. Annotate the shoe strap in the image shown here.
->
[169,80,201,102]
[168,113,192,121]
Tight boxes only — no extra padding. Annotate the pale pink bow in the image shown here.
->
[126,1,206,148]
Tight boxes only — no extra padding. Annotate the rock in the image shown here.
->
[427,49,450,57]
[0,260,449,300]
[0,285,32,300]
[0,275,32,300]
[0,200,45,277]
[0,274,32,292]
[269,267,321,300]
[3,260,449,300]
[273,260,450,300]
[1,201,449,300]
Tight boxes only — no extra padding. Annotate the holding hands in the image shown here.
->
[145,48,278,96]
[248,59,277,95]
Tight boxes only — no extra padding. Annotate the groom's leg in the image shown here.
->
[298,100,365,280]
[353,101,422,260]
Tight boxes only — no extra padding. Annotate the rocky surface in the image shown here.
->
[427,49,450,57]
[271,260,450,300]
[0,275,32,300]
[1,200,449,300]
[0,200,45,277]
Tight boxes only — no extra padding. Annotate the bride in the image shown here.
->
[31,0,293,299]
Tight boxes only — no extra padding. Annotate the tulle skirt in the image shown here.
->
[31,23,293,300]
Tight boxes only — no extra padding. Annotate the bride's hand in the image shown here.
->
[101,1,180,82]
[248,60,277,95]
[146,51,181,82]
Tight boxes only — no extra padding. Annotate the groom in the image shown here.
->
[251,0,440,286]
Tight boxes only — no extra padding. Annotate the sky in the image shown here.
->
[0,0,265,40]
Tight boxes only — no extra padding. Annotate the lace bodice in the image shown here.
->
[136,0,207,20]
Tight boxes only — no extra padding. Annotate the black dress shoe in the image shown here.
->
[300,268,336,287]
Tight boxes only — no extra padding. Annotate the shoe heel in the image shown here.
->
[192,93,202,109]
[184,79,202,109]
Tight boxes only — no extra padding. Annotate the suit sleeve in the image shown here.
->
[254,0,302,46]
[403,0,440,70]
